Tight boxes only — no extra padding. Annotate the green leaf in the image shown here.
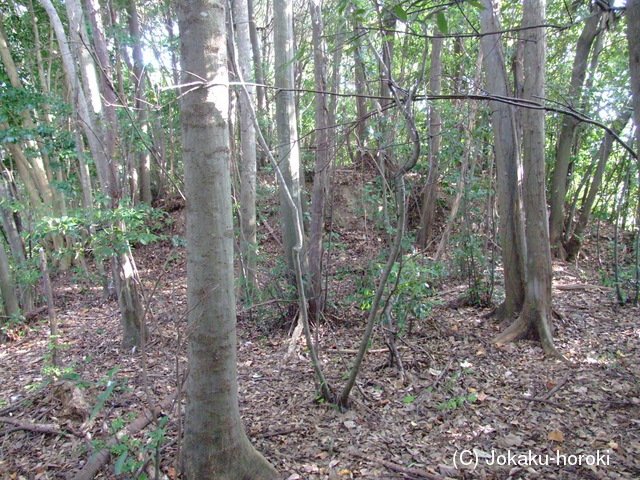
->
[436,11,449,34]
[114,450,129,475]
[393,4,408,22]
[403,394,416,403]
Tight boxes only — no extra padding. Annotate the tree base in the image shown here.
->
[493,308,572,364]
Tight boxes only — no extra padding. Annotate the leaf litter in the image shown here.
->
[1,190,639,479]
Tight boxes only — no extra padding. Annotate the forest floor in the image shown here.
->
[1,169,640,480]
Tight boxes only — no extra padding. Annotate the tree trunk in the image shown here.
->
[232,0,259,295]
[629,0,640,164]
[274,0,305,279]
[548,7,603,259]
[176,0,279,477]
[434,53,484,262]
[247,0,266,115]
[417,29,443,248]
[127,0,152,205]
[565,109,632,259]
[0,242,20,320]
[496,0,561,358]
[353,16,368,149]
[84,0,118,175]
[479,0,526,321]
[42,0,146,349]
[0,18,58,212]
[0,180,33,312]
[308,0,331,315]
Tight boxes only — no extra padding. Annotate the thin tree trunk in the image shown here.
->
[548,7,603,259]
[417,29,443,248]
[42,0,146,349]
[0,179,33,312]
[39,249,59,367]
[232,0,259,295]
[176,0,279,477]
[496,0,564,361]
[629,0,640,168]
[127,0,152,204]
[565,109,632,259]
[434,53,484,261]
[0,242,20,320]
[274,0,305,280]
[247,0,266,114]
[353,15,368,149]
[479,0,526,322]
[307,0,331,315]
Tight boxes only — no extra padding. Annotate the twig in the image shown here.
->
[514,396,567,409]
[555,283,614,291]
[0,416,78,437]
[511,373,571,419]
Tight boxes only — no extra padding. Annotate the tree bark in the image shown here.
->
[0,241,20,320]
[496,0,562,359]
[0,17,58,212]
[629,0,640,163]
[548,7,603,259]
[177,0,279,477]
[0,180,33,312]
[308,0,331,315]
[247,0,266,115]
[353,15,368,149]
[127,0,152,205]
[42,0,146,349]
[232,0,259,295]
[479,0,526,321]
[565,109,632,259]
[417,29,443,248]
[274,0,305,280]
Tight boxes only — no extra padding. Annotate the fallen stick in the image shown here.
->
[347,450,446,480]
[70,391,178,480]
[554,283,614,291]
[0,416,76,437]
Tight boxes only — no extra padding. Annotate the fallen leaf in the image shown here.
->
[504,433,523,447]
[548,429,564,442]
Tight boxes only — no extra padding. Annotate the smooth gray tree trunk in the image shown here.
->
[479,0,526,321]
[308,0,331,314]
[0,242,20,320]
[177,0,279,477]
[417,29,443,248]
[548,8,603,259]
[629,0,640,160]
[496,0,563,360]
[274,0,305,279]
[42,0,146,349]
[232,0,259,294]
